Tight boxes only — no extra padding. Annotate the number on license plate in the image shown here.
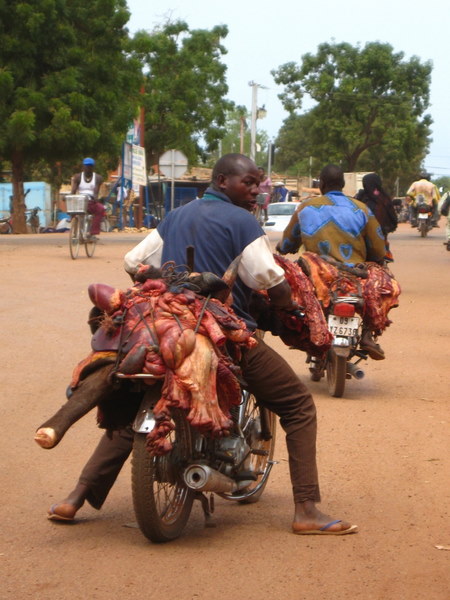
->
[328,315,360,336]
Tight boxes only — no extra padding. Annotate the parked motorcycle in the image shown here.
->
[0,212,13,234]
[415,195,433,237]
[307,282,369,398]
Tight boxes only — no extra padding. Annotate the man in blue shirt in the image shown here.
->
[43,154,357,536]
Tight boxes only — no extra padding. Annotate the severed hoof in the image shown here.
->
[34,427,58,449]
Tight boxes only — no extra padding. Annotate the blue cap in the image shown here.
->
[83,157,95,166]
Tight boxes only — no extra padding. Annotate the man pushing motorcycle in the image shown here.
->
[36,154,357,536]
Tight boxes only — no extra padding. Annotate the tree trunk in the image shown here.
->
[11,151,28,234]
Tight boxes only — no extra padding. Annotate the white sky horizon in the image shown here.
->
[126,0,450,177]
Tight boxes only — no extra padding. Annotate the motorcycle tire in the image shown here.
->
[0,222,12,234]
[419,221,428,238]
[222,391,277,504]
[132,408,195,543]
[326,348,347,398]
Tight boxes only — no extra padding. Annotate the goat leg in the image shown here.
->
[35,364,116,449]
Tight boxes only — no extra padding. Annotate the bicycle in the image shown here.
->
[65,194,97,260]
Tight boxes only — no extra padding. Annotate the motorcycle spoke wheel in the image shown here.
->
[224,392,276,504]
[69,216,80,259]
[132,409,194,543]
[326,349,347,397]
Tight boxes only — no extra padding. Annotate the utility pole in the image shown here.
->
[138,84,145,229]
[248,81,268,162]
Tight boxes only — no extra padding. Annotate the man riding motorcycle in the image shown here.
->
[276,164,388,360]
[36,154,358,536]
[406,171,440,228]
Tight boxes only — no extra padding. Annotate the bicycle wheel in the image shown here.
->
[326,348,347,397]
[84,216,97,257]
[69,216,80,259]
[132,409,195,543]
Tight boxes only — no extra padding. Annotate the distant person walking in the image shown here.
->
[71,158,105,240]
[255,167,272,224]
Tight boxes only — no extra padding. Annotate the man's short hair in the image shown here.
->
[212,153,255,181]
[320,164,345,190]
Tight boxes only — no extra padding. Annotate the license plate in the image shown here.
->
[328,315,360,336]
[418,213,428,219]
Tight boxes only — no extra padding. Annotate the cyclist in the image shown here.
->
[71,158,105,240]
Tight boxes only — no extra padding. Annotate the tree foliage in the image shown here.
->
[0,0,142,231]
[214,104,269,166]
[131,21,231,167]
[272,42,433,191]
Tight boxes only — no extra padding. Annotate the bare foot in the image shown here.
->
[35,427,58,449]
[292,500,358,535]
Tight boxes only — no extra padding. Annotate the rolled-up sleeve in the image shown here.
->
[238,235,285,290]
[123,229,163,274]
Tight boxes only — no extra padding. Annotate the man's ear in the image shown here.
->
[216,173,227,190]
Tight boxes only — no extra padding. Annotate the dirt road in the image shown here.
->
[1,223,449,600]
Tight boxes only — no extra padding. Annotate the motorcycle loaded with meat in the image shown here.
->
[36,257,323,543]
[296,252,401,398]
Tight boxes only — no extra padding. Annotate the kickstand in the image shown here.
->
[196,492,216,528]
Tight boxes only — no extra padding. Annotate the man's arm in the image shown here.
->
[276,206,302,254]
[238,235,297,311]
[124,228,163,275]
[93,174,104,200]
[364,213,388,264]
[71,173,81,194]
[267,279,297,311]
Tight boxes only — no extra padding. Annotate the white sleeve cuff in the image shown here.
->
[123,230,163,273]
[238,235,285,290]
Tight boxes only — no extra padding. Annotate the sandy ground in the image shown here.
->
[0,222,449,600]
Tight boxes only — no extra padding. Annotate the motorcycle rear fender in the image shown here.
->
[332,345,351,358]
[132,393,157,434]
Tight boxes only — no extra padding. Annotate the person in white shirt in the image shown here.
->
[71,157,105,239]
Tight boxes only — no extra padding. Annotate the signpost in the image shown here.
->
[158,149,188,211]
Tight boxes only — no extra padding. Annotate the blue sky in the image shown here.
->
[126,0,450,176]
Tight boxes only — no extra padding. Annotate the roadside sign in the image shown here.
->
[159,150,188,211]
[159,150,188,179]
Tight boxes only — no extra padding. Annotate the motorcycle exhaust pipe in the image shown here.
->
[347,362,365,380]
[184,464,238,494]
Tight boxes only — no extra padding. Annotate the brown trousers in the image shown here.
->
[78,338,320,508]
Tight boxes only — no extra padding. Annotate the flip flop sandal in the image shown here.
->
[47,504,77,522]
[293,519,359,535]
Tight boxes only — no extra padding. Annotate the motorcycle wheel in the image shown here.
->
[222,391,277,504]
[69,216,80,259]
[0,221,12,234]
[132,408,195,543]
[326,348,347,397]
[419,221,428,238]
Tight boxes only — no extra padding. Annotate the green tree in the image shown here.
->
[433,176,450,193]
[131,21,231,168]
[213,105,269,163]
[272,42,432,189]
[0,0,141,232]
